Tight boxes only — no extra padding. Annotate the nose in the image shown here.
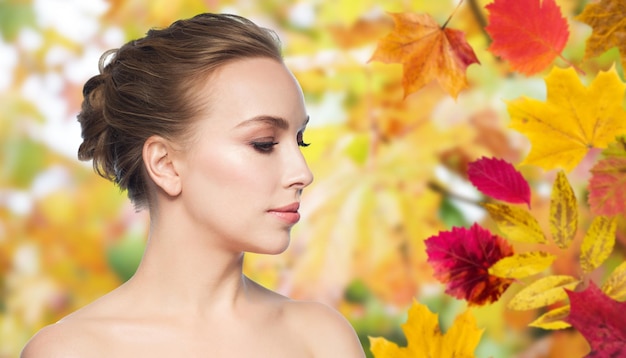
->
[283,145,314,190]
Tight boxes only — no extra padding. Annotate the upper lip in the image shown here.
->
[269,202,300,212]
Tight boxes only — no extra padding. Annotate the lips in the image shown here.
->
[268,202,301,224]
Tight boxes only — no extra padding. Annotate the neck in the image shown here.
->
[125,213,248,316]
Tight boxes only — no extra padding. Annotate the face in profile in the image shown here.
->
[174,57,314,254]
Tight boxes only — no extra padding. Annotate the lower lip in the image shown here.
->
[268,211,301,224]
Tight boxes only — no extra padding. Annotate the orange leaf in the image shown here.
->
[485,0,569,76]
[369,12,479,98]
[576,0,626,72]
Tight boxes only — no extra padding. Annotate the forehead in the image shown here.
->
[197,57,306,130]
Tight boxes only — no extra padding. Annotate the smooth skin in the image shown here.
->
[22,58,365,358]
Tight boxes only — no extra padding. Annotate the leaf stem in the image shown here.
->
[559,54,586,76]
[467,0,491,43]
[442,0,465,29]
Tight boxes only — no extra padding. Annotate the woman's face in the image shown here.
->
[176,57,313,255]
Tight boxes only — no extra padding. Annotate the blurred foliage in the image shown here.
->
[1,0,624,357]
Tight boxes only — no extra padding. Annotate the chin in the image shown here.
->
[250,235,291,255]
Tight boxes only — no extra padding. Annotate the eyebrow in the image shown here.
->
[235,115,309,130]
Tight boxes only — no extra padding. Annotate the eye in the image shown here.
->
[297,131,310,147]
[251,140,279,153]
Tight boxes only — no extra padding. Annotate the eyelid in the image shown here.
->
[249,136,278,153]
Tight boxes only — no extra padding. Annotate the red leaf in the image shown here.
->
[468,157,531,208]
[485,0,569,76]
[566,282,626,357]
[425,223,515,306]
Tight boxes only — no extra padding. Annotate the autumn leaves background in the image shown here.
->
[366,0,626,356]
[1,0,625,357]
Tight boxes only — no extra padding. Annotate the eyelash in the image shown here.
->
[251,133,310,154]
[297,132,310,148]
[251,141,279,153]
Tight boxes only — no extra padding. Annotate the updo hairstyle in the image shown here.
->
[77,13,283,209]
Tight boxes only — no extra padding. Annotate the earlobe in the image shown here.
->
[143,136,182,197]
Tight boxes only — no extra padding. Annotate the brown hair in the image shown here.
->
[77,13,283,209]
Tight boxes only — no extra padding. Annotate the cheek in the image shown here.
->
[193,149,266,196]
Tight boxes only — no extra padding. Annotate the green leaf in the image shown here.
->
[0,137,49,188]
[0,1,36,41]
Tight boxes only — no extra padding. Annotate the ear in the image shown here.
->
[143,136,182,197]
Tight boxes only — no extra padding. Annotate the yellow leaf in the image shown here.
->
[529,305,571,330]
[580,216,618,273]
[489,252,556,279]
[507,66,626,172]
[483,203,547,244]
[439,310,484,357]
[369,299,483,358]
[549,171,578,249]
[601,261,626,301]
[369,337,411,358]
[508,275,580,310]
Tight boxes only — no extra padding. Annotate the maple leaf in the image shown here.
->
[575,0,626,73]
[485,0,569,76]
[467,157,531,207]
[425,223,515,305]
[588,137,626,216]
[369,11,479,98]
[507,66,626,171]
[566,281,626,357]
[369,299,483,358]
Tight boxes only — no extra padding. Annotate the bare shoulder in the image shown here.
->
[21,320,91,358]
[283,300,365,358]
[21,289,122,358]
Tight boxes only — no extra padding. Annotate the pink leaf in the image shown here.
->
[588,156,626,216]
[468,157,531,208]
[588,137,626,216]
